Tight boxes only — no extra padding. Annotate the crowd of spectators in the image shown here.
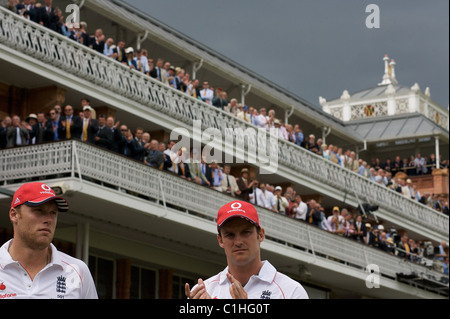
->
[1,104,449,274]
[2,0,449,275]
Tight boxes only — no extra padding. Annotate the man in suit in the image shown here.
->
[220,164,241,197]
[150,58,169,85]
[6,116,30,148]
[94,115,114,150]
[80,106,98,144]
[113,41,127,64]
[43,108,60,142]
[352,214,366,243]
[0,116,11,149]
[236,168,257,201]
[58,105,82,140]
[186,149,210,185]
[38,0,59,32]
[89,29,105,54]
[187,79,202,100]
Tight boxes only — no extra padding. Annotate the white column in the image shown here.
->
[435,136,440,169]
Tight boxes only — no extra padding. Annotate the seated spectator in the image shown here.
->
[397,234,411,259]
[407,155,417,176]
[186,149,208,185]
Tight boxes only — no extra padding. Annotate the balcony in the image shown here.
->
[0,140,448,298]
[0,6,447,244]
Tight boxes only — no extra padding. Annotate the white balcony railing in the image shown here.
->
[0,6,448,238]
[0,140,448,294]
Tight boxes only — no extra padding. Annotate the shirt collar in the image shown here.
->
[218,260,276,285]
[0,240,64,270]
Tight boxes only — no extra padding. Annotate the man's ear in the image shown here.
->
[257,227,265,243]
[217,234,224,248]
[9,207,19,224]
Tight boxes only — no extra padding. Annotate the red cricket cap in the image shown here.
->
[217,200,260,230]
[11,182,69,212]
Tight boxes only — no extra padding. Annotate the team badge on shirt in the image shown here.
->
[56,276,67,294]
[260,290,272,299]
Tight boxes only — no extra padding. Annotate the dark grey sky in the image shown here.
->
[122,0,449,108]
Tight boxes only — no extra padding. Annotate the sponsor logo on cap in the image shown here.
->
[40,184,54,195]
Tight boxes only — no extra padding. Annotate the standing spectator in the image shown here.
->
[0,116,11,149]
[103,38,115,58]
[38,0,58,32]
[358,160,369,177]
[94,115,114,151]
[186,149,208,185]
[134,48,150,75]
[352,215,366,243]
[187,79,202,100]
[252,183,272,210]
[220,164,241,197]
[150,58,169,84]
[6,115,29,147]
[272,186,289,215]
[112,41,127,64]
[80,106,98,144]
[144,139,164,169]
[43,108,60,142]
[209,161,223,192]
[124,47,138,70]
[236,168,257,202]
[292,194,308,221]
[59,105,82,140]
[200,81,214,104]
[305,200,321,226]
[89,28,105,53]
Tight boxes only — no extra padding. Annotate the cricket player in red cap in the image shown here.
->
[185,200,308,299]
[0,182,97,299]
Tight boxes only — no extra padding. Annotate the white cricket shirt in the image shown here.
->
[201,260,309,299]
[0,240,98,299]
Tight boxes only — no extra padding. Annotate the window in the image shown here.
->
[172,274,196,299]
[130,266,157,299]
[89,255,115,299]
